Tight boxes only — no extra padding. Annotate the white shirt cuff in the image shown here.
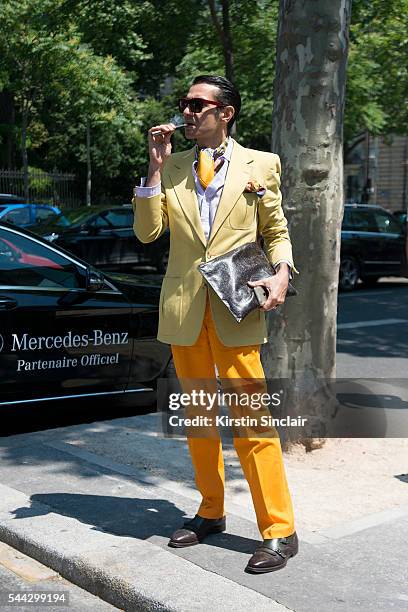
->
[134,178,161,198]
[273,260,294,281]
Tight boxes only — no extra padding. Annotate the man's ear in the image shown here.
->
[221,105,235,126]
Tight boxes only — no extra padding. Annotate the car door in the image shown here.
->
[372,209,405,275]
[347,208,386,276]
[0,225,134,405]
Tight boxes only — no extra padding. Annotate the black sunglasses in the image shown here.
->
[178,97,226,114]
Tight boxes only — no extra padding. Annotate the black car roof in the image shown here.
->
[345,203,382,208]
[63,204,132,212]
[0,194,26,203]
[344,203,393,213]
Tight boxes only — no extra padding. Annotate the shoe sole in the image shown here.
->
[245,548,298,574]
[168,525,226,548]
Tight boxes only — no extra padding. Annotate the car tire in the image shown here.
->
[339,256,360,291]
[361,276,380,286]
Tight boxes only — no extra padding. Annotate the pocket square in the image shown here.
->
[244,180,266,197]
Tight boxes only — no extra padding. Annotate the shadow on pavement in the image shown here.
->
[11,493,258,553]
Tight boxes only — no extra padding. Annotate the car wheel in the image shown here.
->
[155,250,169,274]
[339,256,359,291]
[361,276,380,286]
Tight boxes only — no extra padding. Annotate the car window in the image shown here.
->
[373,211,402,234]
[3,207,30,225]
[349,210,377,232]
[102,209,133,228]
[0,228,84,289]
[36,207,57,223]
[89,214,111,229]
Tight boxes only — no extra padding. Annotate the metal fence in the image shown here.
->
[0,168,82,209]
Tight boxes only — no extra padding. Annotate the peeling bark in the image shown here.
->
[263,0,352,448]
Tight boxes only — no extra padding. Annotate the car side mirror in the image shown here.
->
[86,269,105,292]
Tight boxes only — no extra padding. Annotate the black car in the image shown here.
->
[0,193,26,204]
[340,204,407,290]
[32,205,170,273]
[0,222,172,407]
[393,210,407,227]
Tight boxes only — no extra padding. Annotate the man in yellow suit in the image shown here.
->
[132,75,298,573]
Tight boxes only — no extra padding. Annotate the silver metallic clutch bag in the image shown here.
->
[198,241,297,323]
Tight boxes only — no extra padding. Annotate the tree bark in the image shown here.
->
[264,0,352,449]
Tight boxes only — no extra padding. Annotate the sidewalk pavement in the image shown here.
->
[0,414,407,612]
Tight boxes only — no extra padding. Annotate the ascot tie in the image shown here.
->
[196,139,228,190]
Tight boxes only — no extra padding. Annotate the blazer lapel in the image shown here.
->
[169,148,207,248]
[207,140,253,246]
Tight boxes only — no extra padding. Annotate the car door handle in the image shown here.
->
[0,296,18,310]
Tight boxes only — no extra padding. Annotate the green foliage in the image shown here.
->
[65,0,150,75]
[0,0,148,200]
[346,0,408,141]
[169,0,280,152]
[28,166,52,194]
[0,0,407,202]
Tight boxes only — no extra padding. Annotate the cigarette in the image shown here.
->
[151,124,187,136]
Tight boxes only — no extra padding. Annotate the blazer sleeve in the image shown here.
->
[132,182,169,244]
[257,153,299,274]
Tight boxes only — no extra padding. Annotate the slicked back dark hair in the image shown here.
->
[192,75,241,134]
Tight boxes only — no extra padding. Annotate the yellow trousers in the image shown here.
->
[171,299,295,539]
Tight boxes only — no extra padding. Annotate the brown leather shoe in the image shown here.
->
[168,515,226,548]
[245,532,298,573]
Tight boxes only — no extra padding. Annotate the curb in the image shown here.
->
[0,484,287,612]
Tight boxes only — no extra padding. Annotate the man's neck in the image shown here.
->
[196,132,229,149]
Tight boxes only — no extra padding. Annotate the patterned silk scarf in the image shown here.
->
[195,138,229,190]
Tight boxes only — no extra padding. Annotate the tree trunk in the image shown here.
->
[221,0,234,83]
[0,91,16,168]
[207,0,235,83]
[21,105,29,202]
[86,118,91,206]
[264,0,352,449]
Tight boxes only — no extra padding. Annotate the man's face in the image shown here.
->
[182,83,231,141]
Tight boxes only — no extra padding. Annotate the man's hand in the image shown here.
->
[146,123,176,186]
[247,264,290,311]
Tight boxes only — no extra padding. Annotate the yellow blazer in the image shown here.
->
[132,138,297,346]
